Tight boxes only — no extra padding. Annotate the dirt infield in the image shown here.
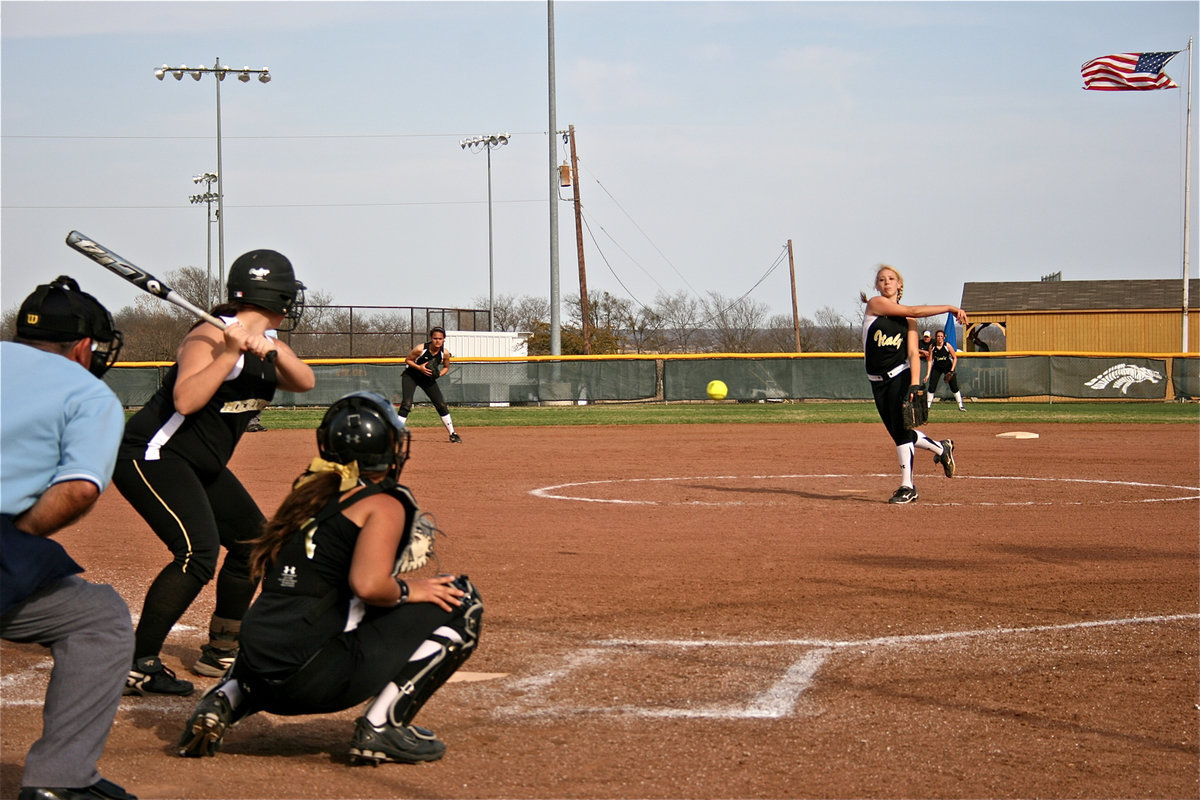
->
[2,421,1197,799]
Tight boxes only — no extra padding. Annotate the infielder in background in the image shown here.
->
[177,392,482,765]
[924,329,966,412]
[1,277,136,800]
[113,250,315,695]
[397,326,461,443]
[861,264,968,504]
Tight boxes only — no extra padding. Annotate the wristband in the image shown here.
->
[394,577,409,606]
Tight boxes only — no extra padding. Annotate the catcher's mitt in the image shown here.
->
[394,511,442,574]
[901,385,929,430]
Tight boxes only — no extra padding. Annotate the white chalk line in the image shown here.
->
[530,473,1200,507]
[496,613,1198,720]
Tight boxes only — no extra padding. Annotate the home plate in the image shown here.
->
[449,672,508,683]
[995,431,1039,439]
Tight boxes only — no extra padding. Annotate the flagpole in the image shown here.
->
[1183,37,1193,352]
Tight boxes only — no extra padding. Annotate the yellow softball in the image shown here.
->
[706,380,728,401]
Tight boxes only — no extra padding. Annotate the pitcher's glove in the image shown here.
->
[394,511,441,573]
[901,385,929,430]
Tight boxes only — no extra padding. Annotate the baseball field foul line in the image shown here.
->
[495,614,1198,720]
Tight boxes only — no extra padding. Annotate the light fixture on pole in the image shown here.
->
[460,133,510,332]
[189,172,219,307]
[156,59,271,290]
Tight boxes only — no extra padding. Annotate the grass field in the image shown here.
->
[249,400,1200,429]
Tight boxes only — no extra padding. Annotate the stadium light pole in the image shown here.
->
[460,133,510,332]
[189,172,219,307]
[156,59,270,290]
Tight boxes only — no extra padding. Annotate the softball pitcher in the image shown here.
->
[861,264,967,504]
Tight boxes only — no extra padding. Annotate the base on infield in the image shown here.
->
[995,431,1039,439]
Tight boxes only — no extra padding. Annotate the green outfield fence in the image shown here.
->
[102,352,1199,408]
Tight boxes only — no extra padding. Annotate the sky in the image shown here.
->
[2,0,1197,331]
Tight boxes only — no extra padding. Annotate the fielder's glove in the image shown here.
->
[901,385,929,430]
[394,511,441,574]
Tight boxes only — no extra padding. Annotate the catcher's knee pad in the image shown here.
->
[386,578,482,727]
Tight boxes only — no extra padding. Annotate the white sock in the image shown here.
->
[896,442,915,487]
[364,683,401,726]
[441,414,455,434]
[926,393,933,408]
[363,627,464,726]
[954,392,964,408]
[913,431,944,456]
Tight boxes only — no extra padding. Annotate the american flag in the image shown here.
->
[1081,51,1180,91]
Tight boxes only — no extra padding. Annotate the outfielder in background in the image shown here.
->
[397,326,462,443]
[925,329,966,412]
[177,391,483,765]
[113,250,316,696]
[861,264,968,504]
[1,277,136,800]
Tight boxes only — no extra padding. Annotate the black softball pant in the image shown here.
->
[112,458,263,658]
[237,589,481,717]
[870,372,918,447]
[927,368,960,395]
[398,371,449,417]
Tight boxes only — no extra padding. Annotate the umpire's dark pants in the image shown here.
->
[0,576,133,788]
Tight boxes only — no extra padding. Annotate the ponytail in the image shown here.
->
[248,471,342,582]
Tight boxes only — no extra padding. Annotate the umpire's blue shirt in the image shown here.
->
[0,342,124,516]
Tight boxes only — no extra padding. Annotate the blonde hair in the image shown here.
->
[859,263,905,304]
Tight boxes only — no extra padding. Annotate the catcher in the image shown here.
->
[924,329,966,412]
[177,391,482,764]
[861,264,967,504]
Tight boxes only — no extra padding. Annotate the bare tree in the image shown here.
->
[475,293,549,333]
[652,289,703,353]
[700,292,770,352]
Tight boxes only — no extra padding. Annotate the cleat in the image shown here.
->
[178,687,235,757]
[448,433,462,444]
[935,439,956,478]
[348,717,446,765]
[192,644,237,678]
[958,405,966,412]
[125,656,194,697]
[888,486,918,505]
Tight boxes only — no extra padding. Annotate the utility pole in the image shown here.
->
[787,239,801,352]
[567,125,591,354]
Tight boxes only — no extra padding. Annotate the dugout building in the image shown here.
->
[960,279,1200,353]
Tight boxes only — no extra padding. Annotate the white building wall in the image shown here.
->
[445,331,530,358]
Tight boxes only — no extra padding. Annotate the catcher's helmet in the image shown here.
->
[16,275,123,377]
[316,391,410,481]
[227,249,306,330]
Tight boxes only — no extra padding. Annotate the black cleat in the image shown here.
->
[125,656,194,697]
[888,486,919,504]
[178,687,235,757]
[935,439,956,478]
[348,717,446,765]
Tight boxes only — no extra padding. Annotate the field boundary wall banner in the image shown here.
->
[102,353,1200,407]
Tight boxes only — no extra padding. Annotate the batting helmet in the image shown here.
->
[316,391,410,481]
[16,275,123,377]
[227,249,306,330]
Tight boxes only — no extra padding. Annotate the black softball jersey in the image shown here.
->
[862,312,911,383]
[119,325,277,476]
[930,342,955,373]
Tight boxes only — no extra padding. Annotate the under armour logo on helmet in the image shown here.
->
[249,267,271,280]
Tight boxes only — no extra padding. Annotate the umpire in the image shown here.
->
[0,277,136,800]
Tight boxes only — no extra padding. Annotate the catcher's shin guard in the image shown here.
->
[381,577,482,727]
